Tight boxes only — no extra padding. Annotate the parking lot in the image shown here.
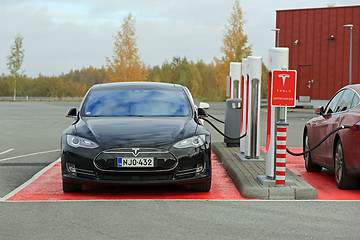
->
[1,101,360,239]
[2,101,360,201]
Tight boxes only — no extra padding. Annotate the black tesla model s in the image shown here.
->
[61,82,211,192]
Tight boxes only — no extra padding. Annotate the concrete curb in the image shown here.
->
[212,142,318,200]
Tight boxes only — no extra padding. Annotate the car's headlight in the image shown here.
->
[66,135,99,149]
[173,135,206,148]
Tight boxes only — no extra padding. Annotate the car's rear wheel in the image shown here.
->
[62,182,82,193]
[304,131,322,172]
[334,139,358,189]
[190,181,211,192]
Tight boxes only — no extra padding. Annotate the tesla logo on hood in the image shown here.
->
[132,148,140,157]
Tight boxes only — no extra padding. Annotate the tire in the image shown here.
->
[334,139,358,189]
[304,131,322,172]
[190,181,211,192]
[62,182,82,193]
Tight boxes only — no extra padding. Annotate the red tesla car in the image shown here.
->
[304,84,360,189]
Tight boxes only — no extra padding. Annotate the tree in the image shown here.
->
[106,13,147,82]
[7,34,25,101]
[214,0,252,99]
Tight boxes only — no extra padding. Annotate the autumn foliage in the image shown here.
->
[106,13,147,82]
[214,0,252,99]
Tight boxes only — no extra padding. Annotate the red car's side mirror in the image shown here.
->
[315,106,325,115]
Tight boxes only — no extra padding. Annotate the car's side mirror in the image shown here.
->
[315,106,325,115]
[66,108,78,119]
[199,102,210,110]
[198,108,208,118]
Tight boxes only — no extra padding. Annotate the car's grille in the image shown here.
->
[98,173,173,181]
[94,148,177,172]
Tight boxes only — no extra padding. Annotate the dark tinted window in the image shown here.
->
[350,93,360,109]
[335,89,355,112]
[83,89,190,117]
[324,90,343,114]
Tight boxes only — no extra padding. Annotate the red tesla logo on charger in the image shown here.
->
[271,70,297,107]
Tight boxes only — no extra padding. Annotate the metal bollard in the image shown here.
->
[275,119,289,185]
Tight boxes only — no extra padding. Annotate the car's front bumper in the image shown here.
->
[61,145,212,186]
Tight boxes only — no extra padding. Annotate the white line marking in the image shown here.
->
[0,158,61,201]
[0,149,60,163]
[0,148,15,156]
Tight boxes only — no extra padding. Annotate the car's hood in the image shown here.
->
[75,117,197,149]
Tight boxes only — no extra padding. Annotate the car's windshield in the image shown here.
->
[83,89,191,117]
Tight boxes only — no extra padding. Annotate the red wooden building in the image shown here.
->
[276,5,360,100]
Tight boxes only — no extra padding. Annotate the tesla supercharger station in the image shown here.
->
[267,48,289,179]
[237,56,262,160]
[240,58,248,153]
[258,47,296,185]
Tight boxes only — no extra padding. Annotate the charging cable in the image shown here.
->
[202,118,246,140]
[286,125,352,156]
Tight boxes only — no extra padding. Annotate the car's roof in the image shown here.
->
[347,84,360,94]
[90,82,183,91]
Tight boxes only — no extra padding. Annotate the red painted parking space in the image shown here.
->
[284,147,360,200]
[6,152,247,201]
[7,148,360,201]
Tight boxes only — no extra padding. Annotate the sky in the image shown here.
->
[0,0,359,77]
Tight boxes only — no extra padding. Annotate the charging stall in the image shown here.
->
[257,47,297,186]
[266,48,289,179]
[236,56,263,161]
[220,48,298,186]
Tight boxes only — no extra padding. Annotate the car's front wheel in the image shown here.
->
[63,182,82,193]
[304,131,322,172]
[334,139,358,189]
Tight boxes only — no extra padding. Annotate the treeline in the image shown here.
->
[148,57,221,101]
[0,57,268,101]
[0,66,107,98]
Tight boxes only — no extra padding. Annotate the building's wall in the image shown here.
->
[276,6,360,100]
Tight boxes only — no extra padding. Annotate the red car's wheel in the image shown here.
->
[304,131,322,172]
[334,139,358,189]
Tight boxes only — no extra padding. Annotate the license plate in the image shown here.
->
[117,157,154,167]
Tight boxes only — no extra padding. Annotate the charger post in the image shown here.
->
[224,62,242,146]
[265,48,289,179]
[236,56,263,161]
[240,59,249,154]
[258,47,297,186]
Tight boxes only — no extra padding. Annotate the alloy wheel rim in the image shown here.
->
[304,134,310,166]
[335,143,343,183]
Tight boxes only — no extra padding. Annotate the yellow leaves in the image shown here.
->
[214,0,252,99]
[106,13,148,83]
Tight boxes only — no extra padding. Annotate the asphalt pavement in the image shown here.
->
[1,101,359,240]
[0,101,80,197]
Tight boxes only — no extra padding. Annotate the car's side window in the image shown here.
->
[324,90,344,114]
[350,93,360,109]
[335,89,355,112]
